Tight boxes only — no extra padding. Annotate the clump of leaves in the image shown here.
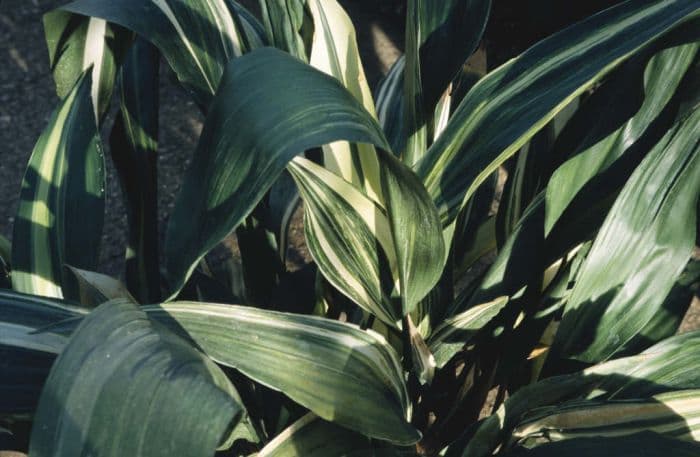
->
[2,0,700,456]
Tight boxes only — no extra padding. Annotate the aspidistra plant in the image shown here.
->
[1,0,700,456]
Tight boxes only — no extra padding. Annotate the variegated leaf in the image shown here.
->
[288,157,400,326]
[460,331,700,457]
[500,432,700,457]
[308,0,383,202]
[43,11,128,121]
[11,71,104,299]
[63,0,251,106]
[511,390,700,447]
[416,0,700,227]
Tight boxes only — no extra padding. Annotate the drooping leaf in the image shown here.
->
[460,330,700,457]
[553,107,700,363]
[63,0,249,107]
[11,71,104,299]
[110,37,161,303]
[43,9,128,120]
[545,42,699,234]
[416,0,700,226]
[511,390,700,447]
[165,48,444,310]
[501,432,700,457]
[144,301,420,445]
[379,148,446,316]
[28,301,242,457]
[163,46,386,296]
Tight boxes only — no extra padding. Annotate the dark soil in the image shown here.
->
[0,0,697,334]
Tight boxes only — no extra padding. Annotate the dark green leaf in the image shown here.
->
[110,37,161,303]
[28,301,242,457]
[259,0,311,60]
[0,290,86,418]
[145,301,420,444]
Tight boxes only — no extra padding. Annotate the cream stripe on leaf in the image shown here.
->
[43,10,127,121]
[307,0,445,317]
[289,157,400,327]
[11,71,104,299]
[511,390,700,448]
[461,331,700,457]
[63,0,255,107]
[415,0,700,227]
[163,48,444,312]
[308,0,383,203]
